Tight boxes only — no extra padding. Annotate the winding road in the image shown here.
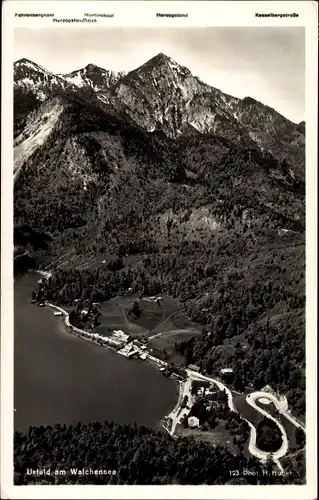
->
[245,393,287,470]
[247,391,305,430]
[168,378,192,436]
[167,369,305,471]
[248,391,305,430]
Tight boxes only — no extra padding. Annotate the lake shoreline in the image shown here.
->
[14,272,179,432]
[35,269,175,371]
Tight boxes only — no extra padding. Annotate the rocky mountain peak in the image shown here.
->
[15,58,38,68]
[85,63,100,71]
[13,58,67,102]
[242,96,258,106]
[297,121,305,134]
[132,52,191,81]
[14,58,53,80]
[61,64,125,91]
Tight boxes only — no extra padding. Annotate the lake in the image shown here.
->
[14,273,178,433]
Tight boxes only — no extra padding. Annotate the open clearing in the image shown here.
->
[97,299,147,337]
[95,294,196,342]
[130,295,180,332]
[176,424,244,455]
[150,328,201,364]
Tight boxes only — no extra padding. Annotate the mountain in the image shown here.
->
[60,63,126,91]
[13,53,305,179]
[14,59,125,137]
[14,54,305,181]
[14,58,73,137]
[13,53,305,416]
[14,58,70,97]
[100,52,244,137]
[100,53,304,179]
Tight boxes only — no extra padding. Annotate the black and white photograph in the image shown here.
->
[1,1,317,498]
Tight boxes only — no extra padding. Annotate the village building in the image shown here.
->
[205,388,217,396]
[112,330,130,343]
[118,342,139,358]
[188,364,200,372]
[220,368,233,374]
[188,416,200,428]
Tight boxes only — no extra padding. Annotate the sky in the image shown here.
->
[15,27,305,123]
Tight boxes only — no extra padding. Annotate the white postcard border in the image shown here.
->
[1,1,317,499]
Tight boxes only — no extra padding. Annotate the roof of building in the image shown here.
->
[113,330,130,340]
[188,364,200,372]
[221,368,233,374]
[188,416,200,427]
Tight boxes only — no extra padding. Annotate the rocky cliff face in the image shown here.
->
[101,53,244,140]
[14,58,77,103]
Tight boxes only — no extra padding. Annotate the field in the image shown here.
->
[130,295,181,332]
[149,328,201,364]
[97,298,147,337]
[94,293,197,345]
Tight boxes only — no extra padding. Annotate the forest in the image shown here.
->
[14,420,301,485]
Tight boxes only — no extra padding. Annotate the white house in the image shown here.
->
[112,330,130,343]
[188,364,200,372]
[188,416,200,428]
[221,368,233,374]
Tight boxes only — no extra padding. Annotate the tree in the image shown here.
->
[181,395,188,409]
[130,300,141,318]
[216,389,228,403]
[233,373,245,392]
